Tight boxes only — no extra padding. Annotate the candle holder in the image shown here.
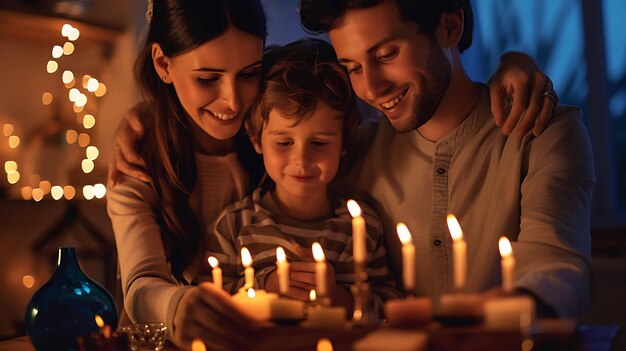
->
[350,261,374,327]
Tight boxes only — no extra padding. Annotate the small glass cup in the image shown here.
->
[120,322,167,351]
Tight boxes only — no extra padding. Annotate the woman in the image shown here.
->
[107,1,267,349]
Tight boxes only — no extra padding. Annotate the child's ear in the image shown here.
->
[151,43,172,83]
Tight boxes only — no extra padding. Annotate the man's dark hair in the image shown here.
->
[300,0,474,53]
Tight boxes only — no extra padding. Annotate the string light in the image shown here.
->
[1,23,106,201]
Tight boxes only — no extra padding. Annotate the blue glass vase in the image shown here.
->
[24,247,118,351]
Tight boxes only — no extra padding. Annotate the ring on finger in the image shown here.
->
[542,90,557,105]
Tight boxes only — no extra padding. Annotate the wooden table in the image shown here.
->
[0,323,620,351]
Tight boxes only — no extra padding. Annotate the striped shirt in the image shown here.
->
[202,187,402,316]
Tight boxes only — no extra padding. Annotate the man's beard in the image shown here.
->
[390,39,451,133]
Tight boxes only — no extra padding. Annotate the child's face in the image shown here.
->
[257,102,344,202]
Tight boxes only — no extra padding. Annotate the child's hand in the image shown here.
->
[290,261,339,302]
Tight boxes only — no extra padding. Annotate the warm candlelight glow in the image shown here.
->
[32,188,44,202]
[310,289,317,302]
[191,339,207,351]
[397,222,412,244]
[63,42,75,55]
[94,315,104,328]
[22,275,35,288]
[63,186,76,200]
[83,114,96,129]
[242,247,252,267]
[5,161,17,173]
[42,92,53,105]
[46,60,58,73]
[66,130,78,144]
[208,256,219,269]
[39,180,51,195]
[21,186,33,200]
[83,185,95,200]
[62,70,74,84]
[52,45,63,58]
[499,236,512,258]
[95,83,107,97]
[78,133,90,147]
[446,214,463,241]
[8,135,20,148]
[69,88,80,102]
[312,242,325,262]
[276,247,286,263]
[51,186,64,200]
[317,338,334,351]
[93,183,106,199]
[7,171,20,184]
[347,199,362,217]
[62,24,72,37]
[68,27,80,41]
[3,124,14,136]
[248,288,256,298]
[87,78,99,92]
[82,159,94,173]
[86,146,99,160]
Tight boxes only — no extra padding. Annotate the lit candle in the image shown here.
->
[208,256,222,289]
[498,236,515,293]
[241,247,254,289]
[396,222,415,292]
[191,339,207,351]
[276,247,289,295]
[347,200,366,263]
[312,243,327,296]
[310,289,317,303]
[446,214,467,290]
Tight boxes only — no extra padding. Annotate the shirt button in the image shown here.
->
[433,239,442,246]
[436,167,446,175]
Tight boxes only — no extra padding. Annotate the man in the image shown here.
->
[300,0,594,317]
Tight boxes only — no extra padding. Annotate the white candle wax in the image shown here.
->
[312,242,327,296]
[276,246,289,295]
[241,247,255,289]
[232,288,278,321]
[347,200,366,263]
[484,296,535,330]
[305,305,347,329]
[499,236,516,293]
[396,223,415,291]
[208,256,222,289]
[447,214,467,290]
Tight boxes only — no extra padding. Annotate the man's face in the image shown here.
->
[328,0,451,133]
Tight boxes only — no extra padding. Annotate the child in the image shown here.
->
[204,39,402,315]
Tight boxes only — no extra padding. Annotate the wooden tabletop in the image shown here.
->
[0,323,619,351]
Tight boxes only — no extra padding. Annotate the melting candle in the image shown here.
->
[208,256,222,289]
[312,243,327,296]
[347,200,366,263]
[498,236,515,293]
[396,222,415,292]
[276,247,289,295]
[446,214,467,290]
[241,247,254,289]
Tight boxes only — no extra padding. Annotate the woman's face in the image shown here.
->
[158,28,263,141]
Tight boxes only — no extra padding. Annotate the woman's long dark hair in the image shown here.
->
[134,0,267,284]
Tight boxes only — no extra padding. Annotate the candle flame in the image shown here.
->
[276,246,286,263]
[208,256,219,268]
[498,236,513,258]
[94,315,104,328]
[396,222,413,245]
[446,214,463,241]
[312,242,325,262]
[241,247,252,268]
[317,338,334,351]
[347,199,362,218]
[191,339,207,351]
[247,288,256,299]
[309,289,317,302]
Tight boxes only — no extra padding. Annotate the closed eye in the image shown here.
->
[197,77,219,85]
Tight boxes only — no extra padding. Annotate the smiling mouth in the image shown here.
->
[380,88,408,110]
[208,109,237,121]
[290,175,314,182]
